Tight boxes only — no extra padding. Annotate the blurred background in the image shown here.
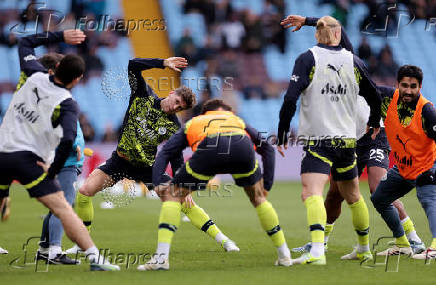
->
[0,0,435,179]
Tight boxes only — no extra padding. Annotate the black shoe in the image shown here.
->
[35,251,49,262]
[49,254,81,265]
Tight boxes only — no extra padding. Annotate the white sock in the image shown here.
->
[406,231,422,243]
[84,246,100,263]
[400,216,410,224]
[215,232,228,244]
[310,242,324,258]
[38,246,49,254]
[401,217,422,243]
[277,243,291,259]
[357,244,370,253]
[156,243,170,260]
[48,245,62,259]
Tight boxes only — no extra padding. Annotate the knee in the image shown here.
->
[79,184,94,197]
[370,191,384,210]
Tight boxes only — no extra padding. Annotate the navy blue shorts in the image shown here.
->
[356,128,390,176]
[0,151,60,198]
[172,135,262,190]
[301,143,358,181]
[98,151,153,184]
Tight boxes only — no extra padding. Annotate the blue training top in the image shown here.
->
[64,121,85,168]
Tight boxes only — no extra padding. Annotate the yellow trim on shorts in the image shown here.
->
[308,138,356,148]
[307,149,333,167]
[23,173,47,189]
[336,159,357,174]
[186,161,214,181]
[206,131,247,138]
[232,160,259,179]
[0,185,9,190]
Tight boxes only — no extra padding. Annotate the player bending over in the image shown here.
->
[67,57,239,254]
[137,99,290,270]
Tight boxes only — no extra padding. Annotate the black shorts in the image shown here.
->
[98,151,154,184]
[0,151,61,198]
[356,128,390,176]
[172,135,262,190]
[301,143,358,181]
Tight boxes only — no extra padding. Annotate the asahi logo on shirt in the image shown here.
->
[321,83,347,95]
[13,102,39,123]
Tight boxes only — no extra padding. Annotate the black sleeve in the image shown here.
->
[305,17,353,53]
[169,153,184,175]
[354,55,381,128]
[152,129,189,186]
[304,17,318,26]
[47,98,79,178]
[245,126,275,191]
[422,103,436,141]
[378,86,396,99]
[18,31,64,76]
[128,58,165,99]
[277,50,314,145]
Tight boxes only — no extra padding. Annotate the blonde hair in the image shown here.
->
[315,16,341,45]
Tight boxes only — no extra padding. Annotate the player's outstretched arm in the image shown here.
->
[280,15,306,31]
[163,57,188,72]
[18,30,86,76]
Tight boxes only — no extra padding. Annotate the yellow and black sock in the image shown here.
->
[158,201,182,245]
[349,196,370,251]
[75,193,94,232]
[181,204,226,243]
[256,201,287,249]
[305,195,326,244]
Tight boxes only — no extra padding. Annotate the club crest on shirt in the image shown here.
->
[158,127,167,135]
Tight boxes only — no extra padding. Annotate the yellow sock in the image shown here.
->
[325,223,334,242]
[158,201,181,244]
[430,238,436,249]
[75,193,93,232]
[401,217,416,236]
[255,201,286,247]
[181,204,221,239]
[349,196,370,246]
[304,195,326,244]
[395,235,410,247]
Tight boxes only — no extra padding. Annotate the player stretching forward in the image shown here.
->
[283,15,425,257]
[0,54,119,271]
[277,16,381,265]
[67,57,239,254]
[371,65,436,258]
[136,99,289,270]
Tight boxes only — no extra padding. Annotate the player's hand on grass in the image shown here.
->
[280,15,306,31]
[63,29,86,45]
[36,161,50,173]
[164,57,188,72]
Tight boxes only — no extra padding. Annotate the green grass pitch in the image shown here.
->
[1,181,436,284]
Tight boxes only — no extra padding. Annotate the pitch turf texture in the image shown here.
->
[2,182,436,284]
